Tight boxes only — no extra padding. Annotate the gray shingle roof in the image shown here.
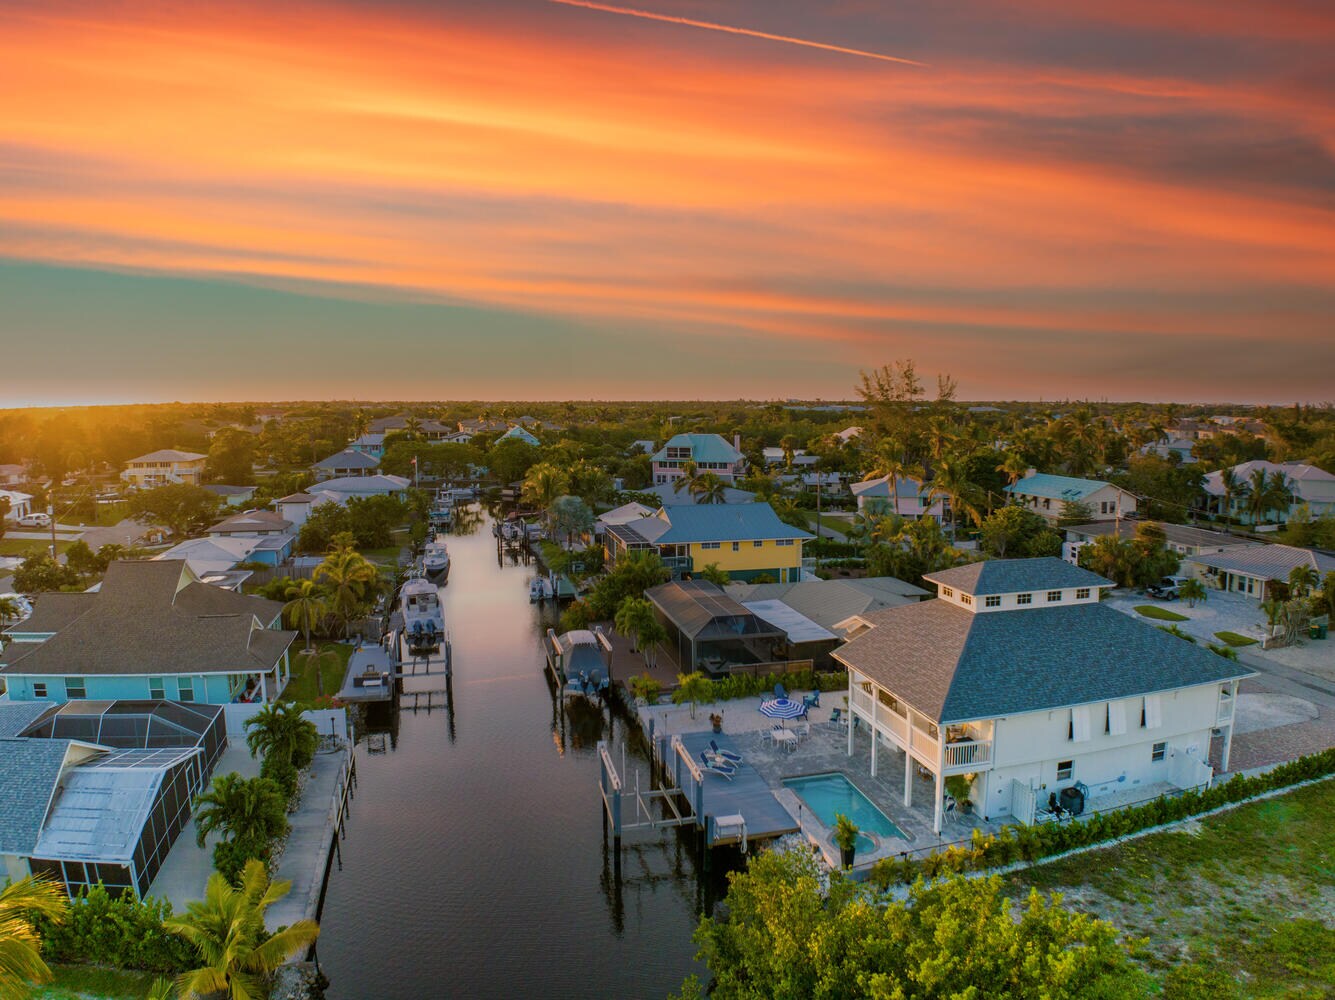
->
[1065,521,1252,549]
[0,738,70,854]
[834,600,1250,724]
[1190,544,1335,579]
[0,560,292,677]
[725,577,928,630]
[313,449,380,470]
[924,557,1112,596]
[0,702,53,737]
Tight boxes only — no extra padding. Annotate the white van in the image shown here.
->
[17,512,51,528]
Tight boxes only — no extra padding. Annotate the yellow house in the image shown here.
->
[121,449,208,487]
[603,502,811,583]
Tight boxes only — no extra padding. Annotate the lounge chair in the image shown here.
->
[699,752,736,780]
[802,691,820,709]
[709,740,742,764]
[774,683,788,699]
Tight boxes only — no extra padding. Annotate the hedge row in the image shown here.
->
[870,747,1335,889]
[696,667,847,703]
[35,883,195,973]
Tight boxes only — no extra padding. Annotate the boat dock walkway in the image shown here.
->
[671,731,799,848]
[337,643,396,703]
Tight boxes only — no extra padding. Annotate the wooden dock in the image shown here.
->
[337,643,396,703]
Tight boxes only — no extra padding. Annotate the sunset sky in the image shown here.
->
[2,0,1333,405]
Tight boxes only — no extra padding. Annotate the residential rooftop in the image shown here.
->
[924,557,1112,597]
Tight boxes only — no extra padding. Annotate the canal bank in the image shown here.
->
[315,506,714,999]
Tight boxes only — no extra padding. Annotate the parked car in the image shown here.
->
[1147,576,1190,600]
[16,512,51,527]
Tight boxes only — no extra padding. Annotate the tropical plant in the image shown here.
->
[548,494,594,546]
[313,548,379,637]
[928,455,983,542]
[193,773,289,879]
[832,813,859,856]
[635,617,667,668]
[0,595,22,631]
[1245,468,1290,526]
[165,859,319,1000]
[282,579,327,653]
[1178,578,1207,607]
[1287,564,1319,599]
[672,671,714,719]
[628,672,663,705]
[244,700,318,770]
[521,462,569,512]
[996,450,1029,486]
[688,472,728,505]
[0,875,69,1000]
[1216,466,1246,527]
[698,562,730,586]
[613,597,655,651]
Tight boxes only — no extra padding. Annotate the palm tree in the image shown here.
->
[863,446,918,521]
[779,435,798,469]
[0,595,21,632]
[689,472,728,505]
[636,618,667,668]
[698,562,730,586]
[351,409,370,439]
[314,549,379,637]
[193,773,289,851]
[1178,578,1208,608]
[166,859,319,1000]
[614,597,654,652]
[1217,467,1246,528]
[1288,564,1319,599]
[244,701,318,769]
[282,579,327,654]
[671,460,699,495]
[521,462,569,512]
[0,875,69,1000]
[928,456,983,543]
[996,451,1029,487]
[672,671,714,719]
[401,415,422,440]
[1245,468,1288,526]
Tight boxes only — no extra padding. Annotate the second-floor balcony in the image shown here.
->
[660,555,694,574]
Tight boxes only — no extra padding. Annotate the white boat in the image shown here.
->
[422,540,451,581]
[529,576,553,602]
[546,628,612,699]
[400,575,445,654]
[502,519,526,543]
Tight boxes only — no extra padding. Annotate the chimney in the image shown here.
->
[733,433,742,453]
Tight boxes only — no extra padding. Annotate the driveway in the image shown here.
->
[1105,587,1266,646]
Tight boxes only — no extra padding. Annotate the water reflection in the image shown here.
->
[318,505,714,999]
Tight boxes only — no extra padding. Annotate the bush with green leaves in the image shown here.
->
[869,747,1335,889]
[32,883,195,973]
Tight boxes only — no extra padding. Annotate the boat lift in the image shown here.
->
[598,735,708,876]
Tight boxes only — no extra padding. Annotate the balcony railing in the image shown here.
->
[943,739,992,770]
[1216,700,1234,725]
[660,555,694,573]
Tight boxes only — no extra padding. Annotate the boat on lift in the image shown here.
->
[400,574,445,655]
[529,575,554,603]
[422,540,451,581]
[545,627,613,700]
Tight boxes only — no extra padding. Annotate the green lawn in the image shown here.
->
[1008,779,1335,997]
[1134,604,1189,622]
[28,965,158,999]
[0,538,75,558]
[283,641,353,704]
[804,511,852,537]
[1215,630,1259,647]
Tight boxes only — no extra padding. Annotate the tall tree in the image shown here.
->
[125,483,221,538]
[928,456,983,542]
[282,579,327,653]
[244,700,318,770]
[313,549,379,637]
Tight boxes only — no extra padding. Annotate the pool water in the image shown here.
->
[785,773,907,842]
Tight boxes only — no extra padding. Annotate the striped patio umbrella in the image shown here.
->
[759,697,806,725]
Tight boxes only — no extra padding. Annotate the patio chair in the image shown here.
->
[943,794,958,824]
[828,707,843,729]
[699,752,736,780]
[793,721,811,741]
[774,683,788,699]
[709,740,742,764]
[802,691,820,709]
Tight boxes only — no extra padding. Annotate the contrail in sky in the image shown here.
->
[546,0,925,66]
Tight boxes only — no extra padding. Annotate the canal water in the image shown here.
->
[317,505,714,999]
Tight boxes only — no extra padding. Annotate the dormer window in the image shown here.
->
[1046,590,1062,602]
[961,593,973,606]
[941,587,953,598]
[1076,588,1090,599]
[1016,593,1032,605]
[984,595,1001,608]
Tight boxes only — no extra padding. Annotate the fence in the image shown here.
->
[223,703,350,741]
[716,658,814,679]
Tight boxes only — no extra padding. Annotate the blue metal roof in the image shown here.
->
[651,433,743,465]
[1004,473,1113,501]
[0,738,70,854]
[641,502,813,544]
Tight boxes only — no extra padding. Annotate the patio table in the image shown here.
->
[773,729,798,753]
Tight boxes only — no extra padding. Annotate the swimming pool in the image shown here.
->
[784,773,908,842]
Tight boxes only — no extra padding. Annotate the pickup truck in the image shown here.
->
[1147,576,1190,600]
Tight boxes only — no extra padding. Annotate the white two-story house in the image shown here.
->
[1004,473,1136,524]
[834,558,1249,833]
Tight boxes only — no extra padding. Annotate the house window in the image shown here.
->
[941,587,953,598]
[776,539,794,547]
[1076,588,1090,599]
[701,542,721,550]
[732,542,740,552]
[1047,590,1062,602]
[984,595,1001,608]
[1057,760,1074,781]
[33,682,47,698]
[149,677,165,700]
[177,678,195,702]
[1151,742,1167,762]
[753,540,763,548]
[1016,593,1032,605]
[961,593,973,606]
[65,677,86,699]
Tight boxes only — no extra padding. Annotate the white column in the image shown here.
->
[870,694,879,777]
[904,742,914,807]
[933,732,946,834]
[846,673,855,756]
[260,671,268,703]
[1221,679,1239,773]
[932,767,944,834]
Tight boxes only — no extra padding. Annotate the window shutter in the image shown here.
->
[1143,694,1162,730]
[1107,701,1127,736]
[1071,706,1092,742]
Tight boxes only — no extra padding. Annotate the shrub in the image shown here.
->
[261,754,299,799]
[1162,962,1241,1000]
[34,883,195,973]
[212,835,269,884]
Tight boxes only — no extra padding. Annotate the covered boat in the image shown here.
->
[400,575,445,654]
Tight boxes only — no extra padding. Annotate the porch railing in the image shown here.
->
[943,739,992,770]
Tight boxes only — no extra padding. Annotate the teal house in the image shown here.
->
[1,560,295,706]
